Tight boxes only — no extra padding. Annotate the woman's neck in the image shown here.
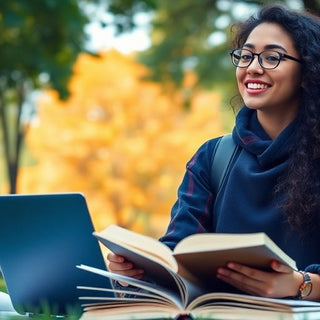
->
[256,108,298,140]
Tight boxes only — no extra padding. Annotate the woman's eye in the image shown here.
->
[241,54,252,61]
[265,54,280,62]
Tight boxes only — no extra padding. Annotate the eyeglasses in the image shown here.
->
[230,48,302,69]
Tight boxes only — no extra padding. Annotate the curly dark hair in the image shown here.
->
[232,5,320,232]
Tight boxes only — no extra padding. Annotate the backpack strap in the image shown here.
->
[211,134,239,194]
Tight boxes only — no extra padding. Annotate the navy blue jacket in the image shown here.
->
[160,106,320,274]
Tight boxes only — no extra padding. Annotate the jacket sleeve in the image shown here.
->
[305,264,320,274]
[159,138,219,250]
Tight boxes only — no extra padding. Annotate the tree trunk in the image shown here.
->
[0,81,26,194]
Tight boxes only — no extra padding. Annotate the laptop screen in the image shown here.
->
[0,193,112,316]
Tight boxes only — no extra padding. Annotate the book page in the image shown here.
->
[80,304,179,320]
[94,225,177,271]
[173,233,296,277]
[77,285,174,305]
[93,232,186,294]
[174,233,287,258]
[175,245,297,289]
[187,292,320,312]
[76,264,184,309]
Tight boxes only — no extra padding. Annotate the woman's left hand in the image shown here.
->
[216,260,302,298]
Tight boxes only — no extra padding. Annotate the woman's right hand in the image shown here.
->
[106,252,144,287]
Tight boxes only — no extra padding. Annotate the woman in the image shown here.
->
[107,4,320,301]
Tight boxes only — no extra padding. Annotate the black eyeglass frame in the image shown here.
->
[229,48,302,69]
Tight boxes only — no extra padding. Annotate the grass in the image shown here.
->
[0,273,81,319]
[0,275,7,293]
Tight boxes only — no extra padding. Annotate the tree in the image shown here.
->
[20,51,225,235]
[0,0,98,193]
[103,0,320,90]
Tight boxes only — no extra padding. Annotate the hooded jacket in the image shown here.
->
[160,106,320,275]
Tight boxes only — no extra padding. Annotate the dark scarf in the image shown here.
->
[232,106,297,169]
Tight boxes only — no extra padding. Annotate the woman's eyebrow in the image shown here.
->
[243,43,288,52]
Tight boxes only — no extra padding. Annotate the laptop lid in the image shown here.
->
[0,192,111,316]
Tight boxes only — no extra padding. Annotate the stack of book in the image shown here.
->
[77,225,320,320]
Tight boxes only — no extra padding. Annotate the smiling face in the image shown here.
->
[236,22,303,118]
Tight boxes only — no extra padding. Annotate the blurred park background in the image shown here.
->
[0,0,318,239]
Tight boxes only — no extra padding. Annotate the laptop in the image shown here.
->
[0,192,112,317]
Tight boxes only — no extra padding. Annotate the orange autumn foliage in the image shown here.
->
[19,50,225,237]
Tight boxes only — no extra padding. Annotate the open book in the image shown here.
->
[76,225,320,320]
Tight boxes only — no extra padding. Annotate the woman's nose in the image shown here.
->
[247,56,264,74]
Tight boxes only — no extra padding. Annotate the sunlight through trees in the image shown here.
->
[17,50,226,237]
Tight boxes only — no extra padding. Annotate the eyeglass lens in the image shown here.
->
[232,49,281,69]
